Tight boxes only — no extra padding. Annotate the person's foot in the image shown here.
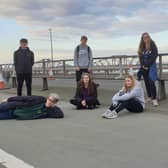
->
[103,110,118,119]
[101,109,112,117]
[152,99,159,106]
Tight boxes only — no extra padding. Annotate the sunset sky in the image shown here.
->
[0,0,168,63]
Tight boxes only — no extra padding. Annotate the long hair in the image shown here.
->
[79,73,95,95]
[124,75,136,92]
[138,32,156,56]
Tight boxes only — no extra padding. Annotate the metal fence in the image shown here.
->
[0,53,168,80]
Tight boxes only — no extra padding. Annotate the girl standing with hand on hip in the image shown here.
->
[138,32,159,106]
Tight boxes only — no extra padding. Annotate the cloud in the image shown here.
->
[0,0,168,40]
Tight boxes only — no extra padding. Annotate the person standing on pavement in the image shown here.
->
[138,32,159,106]
[14,38,34,96]
[74,36,93,83]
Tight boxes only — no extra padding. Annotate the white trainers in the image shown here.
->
[103,110,118,119]
[101,109,112,117]
[152,99,159,106]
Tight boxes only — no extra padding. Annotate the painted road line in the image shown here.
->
[0,149,34,168]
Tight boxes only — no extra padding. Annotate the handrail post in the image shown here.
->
[159,54,162,79]
[42,59,46,75]
[63,60,66,76]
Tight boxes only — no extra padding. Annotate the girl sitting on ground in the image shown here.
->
[70,73,100,109]
[102,75,145,119]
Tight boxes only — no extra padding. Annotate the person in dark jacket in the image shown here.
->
[70,73,100,109]
[0,93,64,120]
[138,32,159,106]
[14,38,34,96]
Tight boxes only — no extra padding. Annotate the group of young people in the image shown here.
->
[70,32,159,119]
[0,32,159,120]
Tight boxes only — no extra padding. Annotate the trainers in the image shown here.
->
[152,99,159,106]
[101,109,112,117]
[103,110,118,119]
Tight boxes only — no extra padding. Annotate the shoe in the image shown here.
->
[102,109,112,117]
[152,99,159,106]
[103,110,118,119]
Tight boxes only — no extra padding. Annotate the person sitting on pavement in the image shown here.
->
[0,93,64,120]
[102,75,145,119]
[70,73,100,109]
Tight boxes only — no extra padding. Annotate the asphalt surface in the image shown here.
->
[0,79,168,168]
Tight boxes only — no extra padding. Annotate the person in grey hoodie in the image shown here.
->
[102,75,145,119]
[74,36,93,83]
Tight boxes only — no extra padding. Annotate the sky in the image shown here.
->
[0,0,168,63]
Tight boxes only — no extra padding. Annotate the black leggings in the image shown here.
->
[109,99,144,113]
[142,69,157,99]
[70,98,98,109]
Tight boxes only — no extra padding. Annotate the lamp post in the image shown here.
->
[48,28,54,69]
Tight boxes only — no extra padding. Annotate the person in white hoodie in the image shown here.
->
[102,75,145,119]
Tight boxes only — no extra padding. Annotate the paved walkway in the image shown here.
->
[0,92,168,168]
[0,83,168,168]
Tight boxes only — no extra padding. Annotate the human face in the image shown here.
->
[125,78,133,88]
[20,42,28,49]
[142,34,150,44]
[81,38,87,45]
[45,97,56,108]
[83,75,90,85]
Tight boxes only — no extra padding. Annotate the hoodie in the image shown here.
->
[112,81,145,108]
[74,44,93,68]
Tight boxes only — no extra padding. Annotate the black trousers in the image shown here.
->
[17,73,32,96]
[109,99,144,113]
[142,69,157,99]
[70,97,98,109]
[76,69,89,82]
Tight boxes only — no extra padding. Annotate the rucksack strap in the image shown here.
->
[76,45,90,67]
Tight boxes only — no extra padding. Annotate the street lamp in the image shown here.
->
[48,28,54,69]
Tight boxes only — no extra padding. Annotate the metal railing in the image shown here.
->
[0,53,168,80]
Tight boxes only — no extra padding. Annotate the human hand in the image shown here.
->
[81,100,86,106]
[143,66,148,70]
[76,67,80,71]
[88,68,92,73]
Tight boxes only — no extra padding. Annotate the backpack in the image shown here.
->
[76,45,91,66]
[14,104,47,120]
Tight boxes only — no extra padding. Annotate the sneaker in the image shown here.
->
[101,109,112,117]
[152,99,159,106]
[103,110,118,119]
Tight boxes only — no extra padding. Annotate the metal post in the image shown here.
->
[49,28,54,69]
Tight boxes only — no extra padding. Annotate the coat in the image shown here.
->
[14,47,34,74]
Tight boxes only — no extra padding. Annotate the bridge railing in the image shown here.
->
[0,53,168,79]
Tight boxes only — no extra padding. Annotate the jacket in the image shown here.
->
[75,82,98,100]
[0,96,46,111]
[14,47,34,74]
[0,96,64,119]
[139,42,158,81]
